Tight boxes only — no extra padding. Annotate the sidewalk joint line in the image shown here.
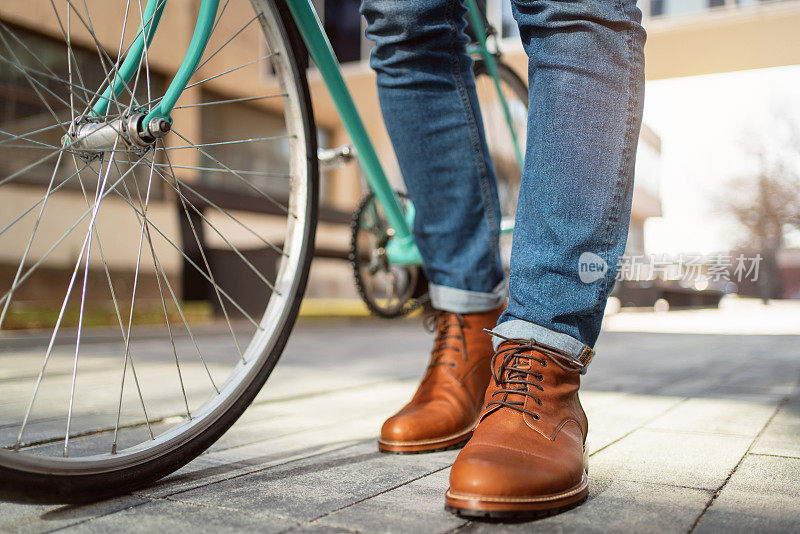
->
[135,440,368,500]
[687,394,792,534]
[298,463,456,531]
[749,452,800,460]
[588,395,690,458]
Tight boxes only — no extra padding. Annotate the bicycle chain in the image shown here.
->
[349,191,429,318]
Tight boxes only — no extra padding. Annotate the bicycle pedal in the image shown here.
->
[318,144,355,170]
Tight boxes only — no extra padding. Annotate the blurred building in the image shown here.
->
[2,0,799,308]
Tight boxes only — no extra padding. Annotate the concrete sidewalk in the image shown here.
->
[1,313,799,533]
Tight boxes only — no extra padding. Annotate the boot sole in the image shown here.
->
[377,427,474,454]
[444,471,589,519]
[445,446,590,518]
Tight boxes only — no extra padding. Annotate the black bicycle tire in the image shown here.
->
[472,57,528,221]
[0,0,319,504]
[472,58,528,111]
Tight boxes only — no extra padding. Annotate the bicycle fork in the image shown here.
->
[62,0,220,158]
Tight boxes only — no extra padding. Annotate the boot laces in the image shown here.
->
[423,311,467,368]
[484,331,584,420]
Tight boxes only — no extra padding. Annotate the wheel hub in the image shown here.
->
[61,113,171,159]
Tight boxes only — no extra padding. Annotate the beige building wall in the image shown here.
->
[1,1,797,299]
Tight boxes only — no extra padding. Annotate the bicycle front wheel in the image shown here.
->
[0,0,317,502]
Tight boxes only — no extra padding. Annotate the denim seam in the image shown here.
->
[595,0,638,319]
[444,0,501,272]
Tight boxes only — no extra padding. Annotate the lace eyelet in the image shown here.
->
[533,414,540,420]
[541,361,547,367]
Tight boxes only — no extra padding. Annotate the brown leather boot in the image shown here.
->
[378,305,504,454]
[445,336,591,518]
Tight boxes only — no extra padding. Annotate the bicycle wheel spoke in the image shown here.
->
[61,0,164,120]
[125,156,219,394]
[159,140,244,362]
[143,162,282,293]
[0,122,72,150]
[162,133,292,150]
[64,146,117,456]
[152,165,285,256]
[0,149,62,189]
[71,157,153,438]
[0,154,146,309]
[177,54,276,96]
[0,47,97,111]
[106,176,278,317]
[47,0,91,120]
[149,162,290,178]
[0,31,72,133]
[0,158,91,240]
[14,158,107,449]
[112,154,157,452]
[195,13,261,75]
[170,128,293,215]
[172,94,288,110]
[102,184,264,329]
[62,0,129,115]
[0,151,64,331]
[209,0,233,38]
[153,247,192,417]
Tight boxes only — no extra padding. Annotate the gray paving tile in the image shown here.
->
[459,477,711,534]
[313,469,465,534]
[1,324,798,533]
[711,355,800,396]
[750,395,800,458]
[287,524,359,534]
[644,394,779,437]
[694,454,800,534]
[588,428,752,490]
[59,498,298,534]
[0,496,148,534]
[136,381,415,498]
[582,392,685,454]
[136,439,358,499]
[206,379,416,454]
[168,442,459,524]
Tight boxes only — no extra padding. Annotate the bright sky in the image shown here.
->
[641,64,800,255]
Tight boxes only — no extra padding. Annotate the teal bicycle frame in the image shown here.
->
[94,0,522,266]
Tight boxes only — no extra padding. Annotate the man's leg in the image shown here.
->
[361,0,504,312]
[447,0,646,517]
[361,0,505,453]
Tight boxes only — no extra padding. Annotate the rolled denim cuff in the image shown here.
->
[491,319,595,373]
[428,280,507,314]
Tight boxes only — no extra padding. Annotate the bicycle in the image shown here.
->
[0,0,526,503]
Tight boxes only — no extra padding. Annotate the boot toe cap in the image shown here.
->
[380,403,468,444]
[449,443,582,498]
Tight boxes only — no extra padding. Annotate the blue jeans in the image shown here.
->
[362,0,645,364]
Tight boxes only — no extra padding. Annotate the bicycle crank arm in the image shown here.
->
[318,144,355,171]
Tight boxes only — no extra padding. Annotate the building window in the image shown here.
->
[0,25,164,195]
[199,90,290,200]
[708,0,726,7]
[323,0,363,63]
[650,0,665,16]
